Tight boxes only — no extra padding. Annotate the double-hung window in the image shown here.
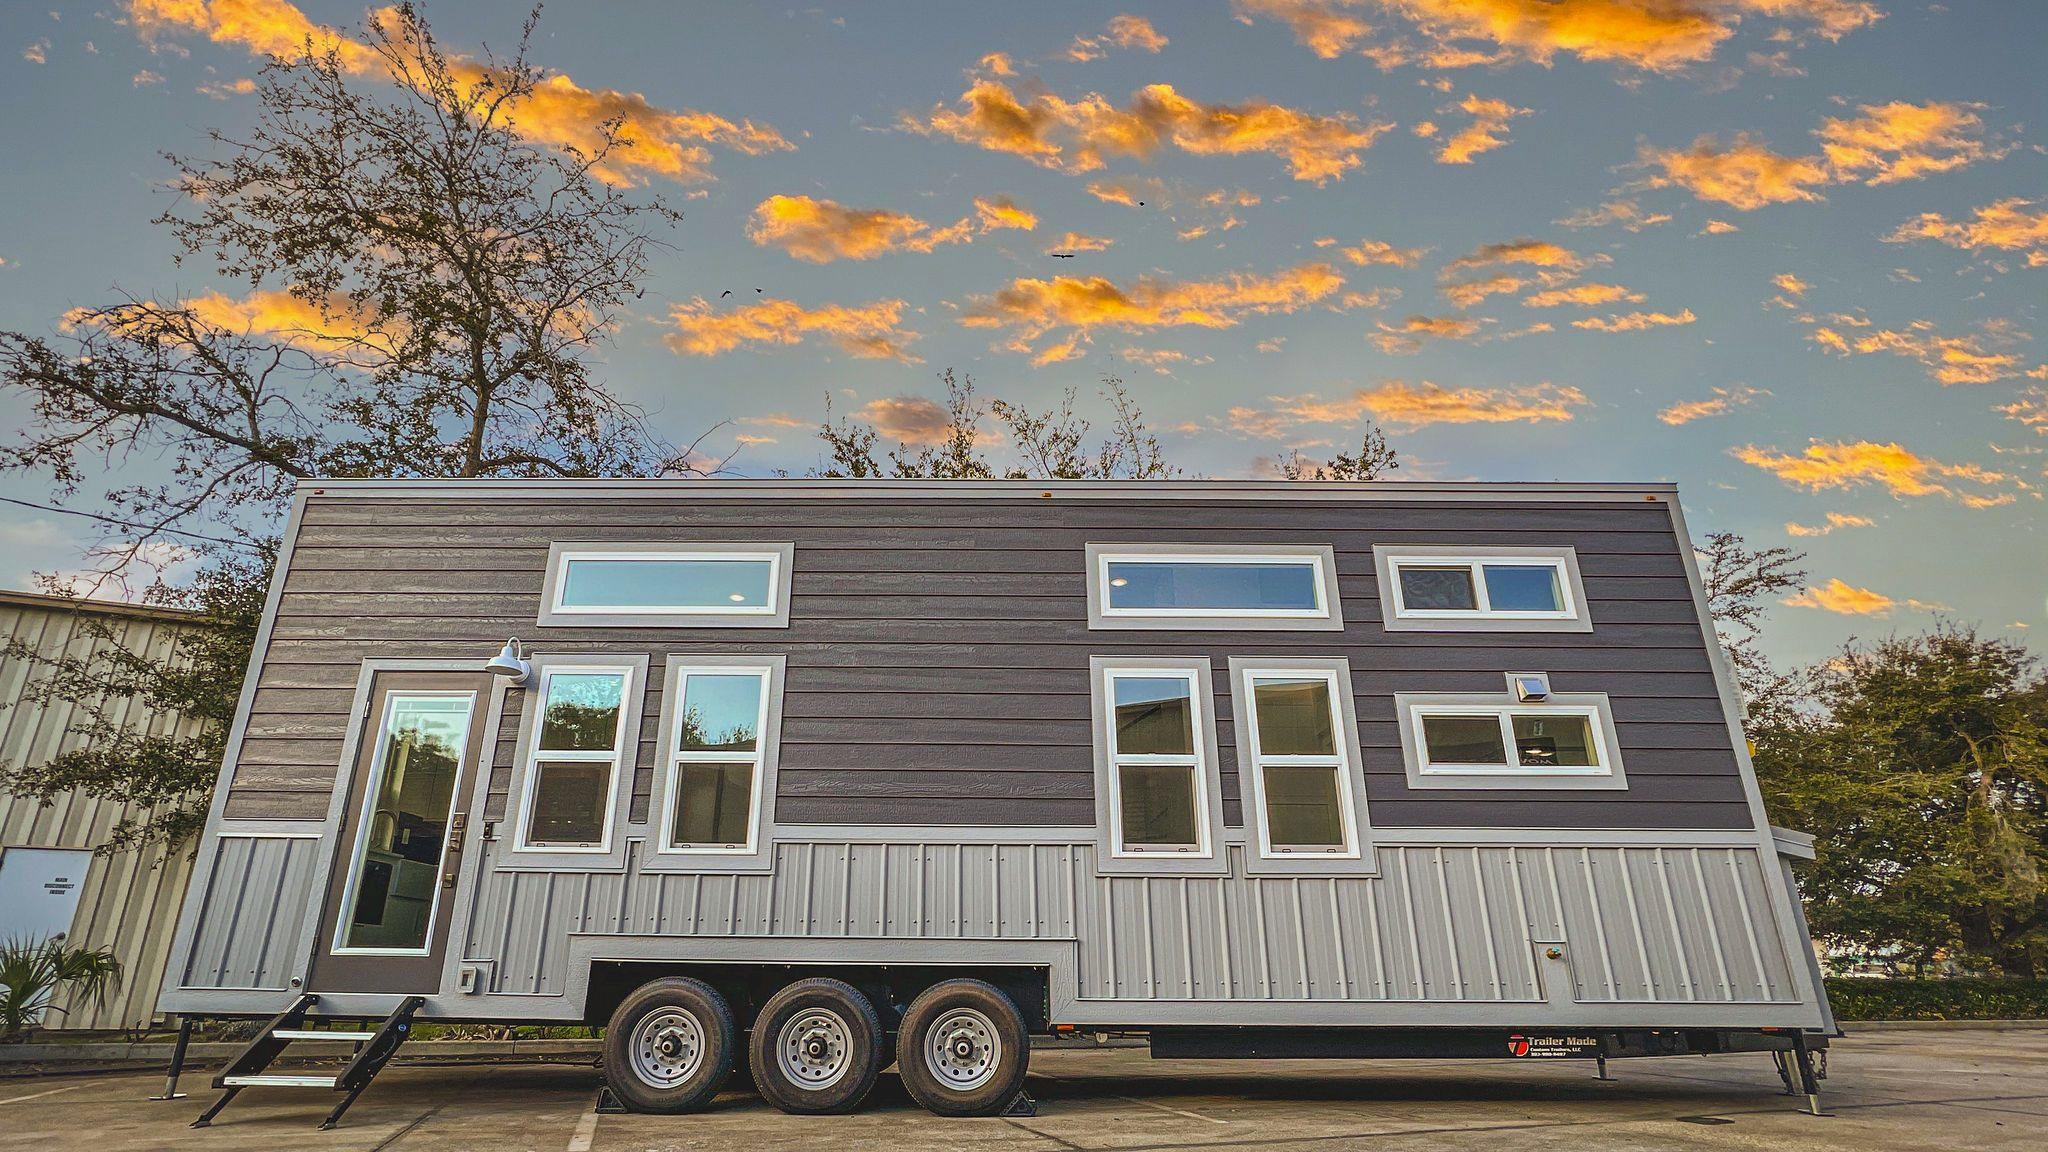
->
[539,542,793,628]
[1089,657,1225,873]
[1230,659,1370,869]
[1396,683,1625,790]
[644,655,787,873]
[515,663,637,852]
[1374,545,1591,632]
[664,666,771,853]
[1086,544,1342,631]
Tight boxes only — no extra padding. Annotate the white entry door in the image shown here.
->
[0,846,92,943]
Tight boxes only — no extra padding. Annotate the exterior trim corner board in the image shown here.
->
[157,478,1829,1046]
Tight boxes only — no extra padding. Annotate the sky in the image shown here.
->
[0,1,2043,669]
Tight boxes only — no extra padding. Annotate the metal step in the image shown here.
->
[222,1074,341,1088]
[273,1029,377,1041]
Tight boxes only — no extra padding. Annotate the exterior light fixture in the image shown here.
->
[486,637,532,686]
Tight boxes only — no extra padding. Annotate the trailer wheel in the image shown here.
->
[896,979,1029,1117]
[748,977,883,1115]
[601,976,736,1114]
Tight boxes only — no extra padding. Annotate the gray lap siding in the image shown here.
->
[225,496,1749,830]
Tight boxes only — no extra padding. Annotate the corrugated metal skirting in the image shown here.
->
[1,600,202,1030]
[177,835,321,991]
[454,840,1799,1006]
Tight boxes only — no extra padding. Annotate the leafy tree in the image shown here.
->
[1695,531,1806,722]
[814,370,1184,480]
[1754,625,2048,977]
[1273,428,1399,480]
[0,4,700,850]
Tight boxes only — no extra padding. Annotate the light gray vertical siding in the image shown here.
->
[452,837,1798,1009]
[232,495,1751,831]
[0,595,203,1029]
[178,834,320,990]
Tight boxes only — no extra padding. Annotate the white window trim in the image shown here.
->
[1374,545,1592,634]
[512,662,638,854]
[537,541,794,628]
[331,688,478,957]
[1103,666,1214,858]
[1238,667,1362,860]
[1395,683,1627,791]
[659,665,773,856]
[1087,656,1227,875]
[1412,704,1611,776]
[1085,543,1344,632]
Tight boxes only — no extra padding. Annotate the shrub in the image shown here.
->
[0,936,123,1041]
[1826,978,2048,1021]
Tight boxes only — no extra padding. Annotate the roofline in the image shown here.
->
[0,588,203,624]
[298,478,1681,502]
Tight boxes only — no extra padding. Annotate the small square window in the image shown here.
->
[1118,763,1200,848]
[1511,713,1598,767]
[525,760,612,847]
[1261,765,1346,847]
[1401,691,1623,790]
[671,761,756,846]
[538,672,626,752]
[1483,565,1564,613]
[1397,566,1478,611]
[1376,546,1591,633]
[1420,714,1510,765]
[1251,677,1338,756]
[1112,676,1197,756]
[677,673,763,752]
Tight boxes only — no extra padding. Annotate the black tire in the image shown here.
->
[896,979,1029,1117]
[748,977,884,1115]
[601,977,736,1114]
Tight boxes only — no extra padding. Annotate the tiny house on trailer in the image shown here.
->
[156,479,1835,1125]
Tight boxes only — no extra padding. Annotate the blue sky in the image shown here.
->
[1,1,2043,668]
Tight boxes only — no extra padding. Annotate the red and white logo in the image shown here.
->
[1507,1035,1531,1057]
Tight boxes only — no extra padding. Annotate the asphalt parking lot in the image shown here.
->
[2,1029,2039,1151]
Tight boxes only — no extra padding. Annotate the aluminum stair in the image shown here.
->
[191,993,426,1130]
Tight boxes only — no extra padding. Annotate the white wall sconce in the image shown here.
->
[486,637,532,686]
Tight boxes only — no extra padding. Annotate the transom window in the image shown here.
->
[1102,668,1212,855]
[515,665,635,851]
[539,543,793,628]
[1239,669,1360,857]
[1375,546,1591,633]
[663,667,771,853]
[1412,705,1609,777]
[1086,545,1342,631]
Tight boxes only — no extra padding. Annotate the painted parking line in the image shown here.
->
[0,1083,86,1106]
[566,1107,600,1152]
[1116,1096,1231,1125]
[1034,1070,1230,1125]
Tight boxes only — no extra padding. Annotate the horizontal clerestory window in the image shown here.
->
[538,543,793,628]
[1085,544,1343,631]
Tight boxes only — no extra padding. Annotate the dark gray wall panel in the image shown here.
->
[231,493,1751,830]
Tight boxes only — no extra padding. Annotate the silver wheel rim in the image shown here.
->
[629,1007,705,1089]
[776,1008,853,1090]
[923,1007,1001,1092]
